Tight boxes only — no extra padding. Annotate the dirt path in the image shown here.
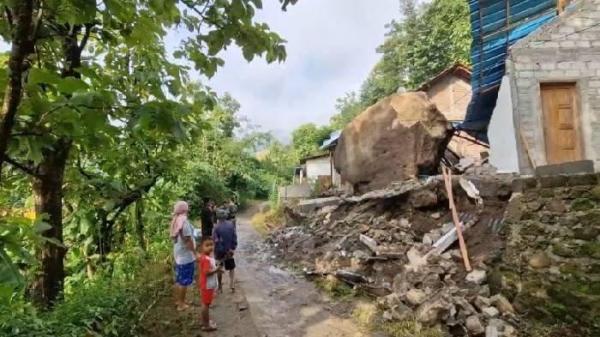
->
[139,204,371,337]
[236,205,371,337]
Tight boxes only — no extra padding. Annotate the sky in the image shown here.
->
[0,1,401,142]
[194,0,400,141]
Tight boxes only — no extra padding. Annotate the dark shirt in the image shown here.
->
[213,221,237,258]
[200,207,214,236]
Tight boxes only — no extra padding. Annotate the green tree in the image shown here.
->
[329,91,363,129]
[0,0,295,307]
[359,0,471,106]
[291,123,332,160]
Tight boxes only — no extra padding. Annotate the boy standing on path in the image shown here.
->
[213,208,238,293]
[197,236,221,332]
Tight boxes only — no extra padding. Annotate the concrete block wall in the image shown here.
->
[508,0,600,174]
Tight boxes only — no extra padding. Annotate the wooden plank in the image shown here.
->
[442,166,472,272]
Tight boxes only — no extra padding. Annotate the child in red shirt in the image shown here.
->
[197,236,221,332]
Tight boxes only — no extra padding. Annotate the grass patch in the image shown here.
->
[315,275,356,299]
[250,203,285,235]
[381,319,444,337]
[352,302,378,329]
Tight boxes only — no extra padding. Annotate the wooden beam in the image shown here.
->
[442,166,472,272]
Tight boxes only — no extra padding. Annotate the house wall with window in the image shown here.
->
[508,0,600,174]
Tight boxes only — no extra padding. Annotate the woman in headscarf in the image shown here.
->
[170,201,196,311]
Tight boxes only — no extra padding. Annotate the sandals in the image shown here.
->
[201,322,218,332]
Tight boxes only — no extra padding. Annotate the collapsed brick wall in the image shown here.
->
[492,173,600,336]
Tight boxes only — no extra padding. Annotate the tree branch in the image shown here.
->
[79,23,94,53]
[2,155,40,177]
[4,6,13,27]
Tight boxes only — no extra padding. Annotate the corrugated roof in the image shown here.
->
[320,130,342,151]
[469,0,557,93]
[461,0,559,137]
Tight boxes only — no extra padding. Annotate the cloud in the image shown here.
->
[201,0,400,136]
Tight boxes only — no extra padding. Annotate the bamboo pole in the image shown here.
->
[442,166,472,272]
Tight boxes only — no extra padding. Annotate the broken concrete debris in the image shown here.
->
[270,171,600,336]
[270,175,515,336]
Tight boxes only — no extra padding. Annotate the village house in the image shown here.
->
[417,63,473,123]
[299,151,341,189]
[502,0,600,174]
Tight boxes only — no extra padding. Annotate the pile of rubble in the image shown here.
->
[269,175,515,336]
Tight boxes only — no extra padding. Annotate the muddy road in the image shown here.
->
[236,208,372,337]
[140,206,373,337]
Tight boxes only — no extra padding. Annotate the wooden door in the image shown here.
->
[540,83,583,164]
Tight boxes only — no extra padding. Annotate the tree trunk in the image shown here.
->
[135,198,146,251]
[0,1,36,176]
[31,139,71,308]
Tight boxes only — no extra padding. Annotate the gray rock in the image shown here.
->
[415,298,451,325]
[482,306,500,318]
[406,288,427,306]
[466,269,487,285]
[466,315,485,335]
[490,294,515,314]
[529,251,551,269]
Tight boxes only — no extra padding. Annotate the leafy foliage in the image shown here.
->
[329,0,471,126]
[291,123,333,160]
[0,0,298,330]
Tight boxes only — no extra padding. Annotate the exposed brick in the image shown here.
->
[588,62,600,69]
[543,41,560,48]
[557,61,585,70]
[565,70,580,77]
[521,71,534,78]
[590,80,600,88]
[516,79,532,87]
[539,63,556,70]
[560,41,577,48]
[577,41,592,48]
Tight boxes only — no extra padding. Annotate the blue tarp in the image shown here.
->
[460,0,558,139]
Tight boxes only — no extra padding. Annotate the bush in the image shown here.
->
[0,247,171,337]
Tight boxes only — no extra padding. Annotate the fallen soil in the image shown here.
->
[139,203,372,337]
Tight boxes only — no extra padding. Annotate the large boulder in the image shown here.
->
[334,92,450,193]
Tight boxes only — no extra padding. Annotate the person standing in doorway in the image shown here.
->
[200,198,215,238]
[213,208,237,293]
[170,201,196,311]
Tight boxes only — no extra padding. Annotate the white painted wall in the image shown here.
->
[489,75,520,173]
[305,156,332,180]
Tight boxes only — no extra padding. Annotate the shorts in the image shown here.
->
[201,288,215,306]
[222,258,236,271]
[175,262,195,287]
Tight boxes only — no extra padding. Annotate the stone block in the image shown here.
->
[560,41,577,48]
[538,175,568,188]
[576,41,592,48]
[567,173,599,187]
[512,177,538,192]
[535,160,595,177]
[557,61,585,70]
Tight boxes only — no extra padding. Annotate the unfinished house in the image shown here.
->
[418,63,472,123]
[507,0,600,174]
